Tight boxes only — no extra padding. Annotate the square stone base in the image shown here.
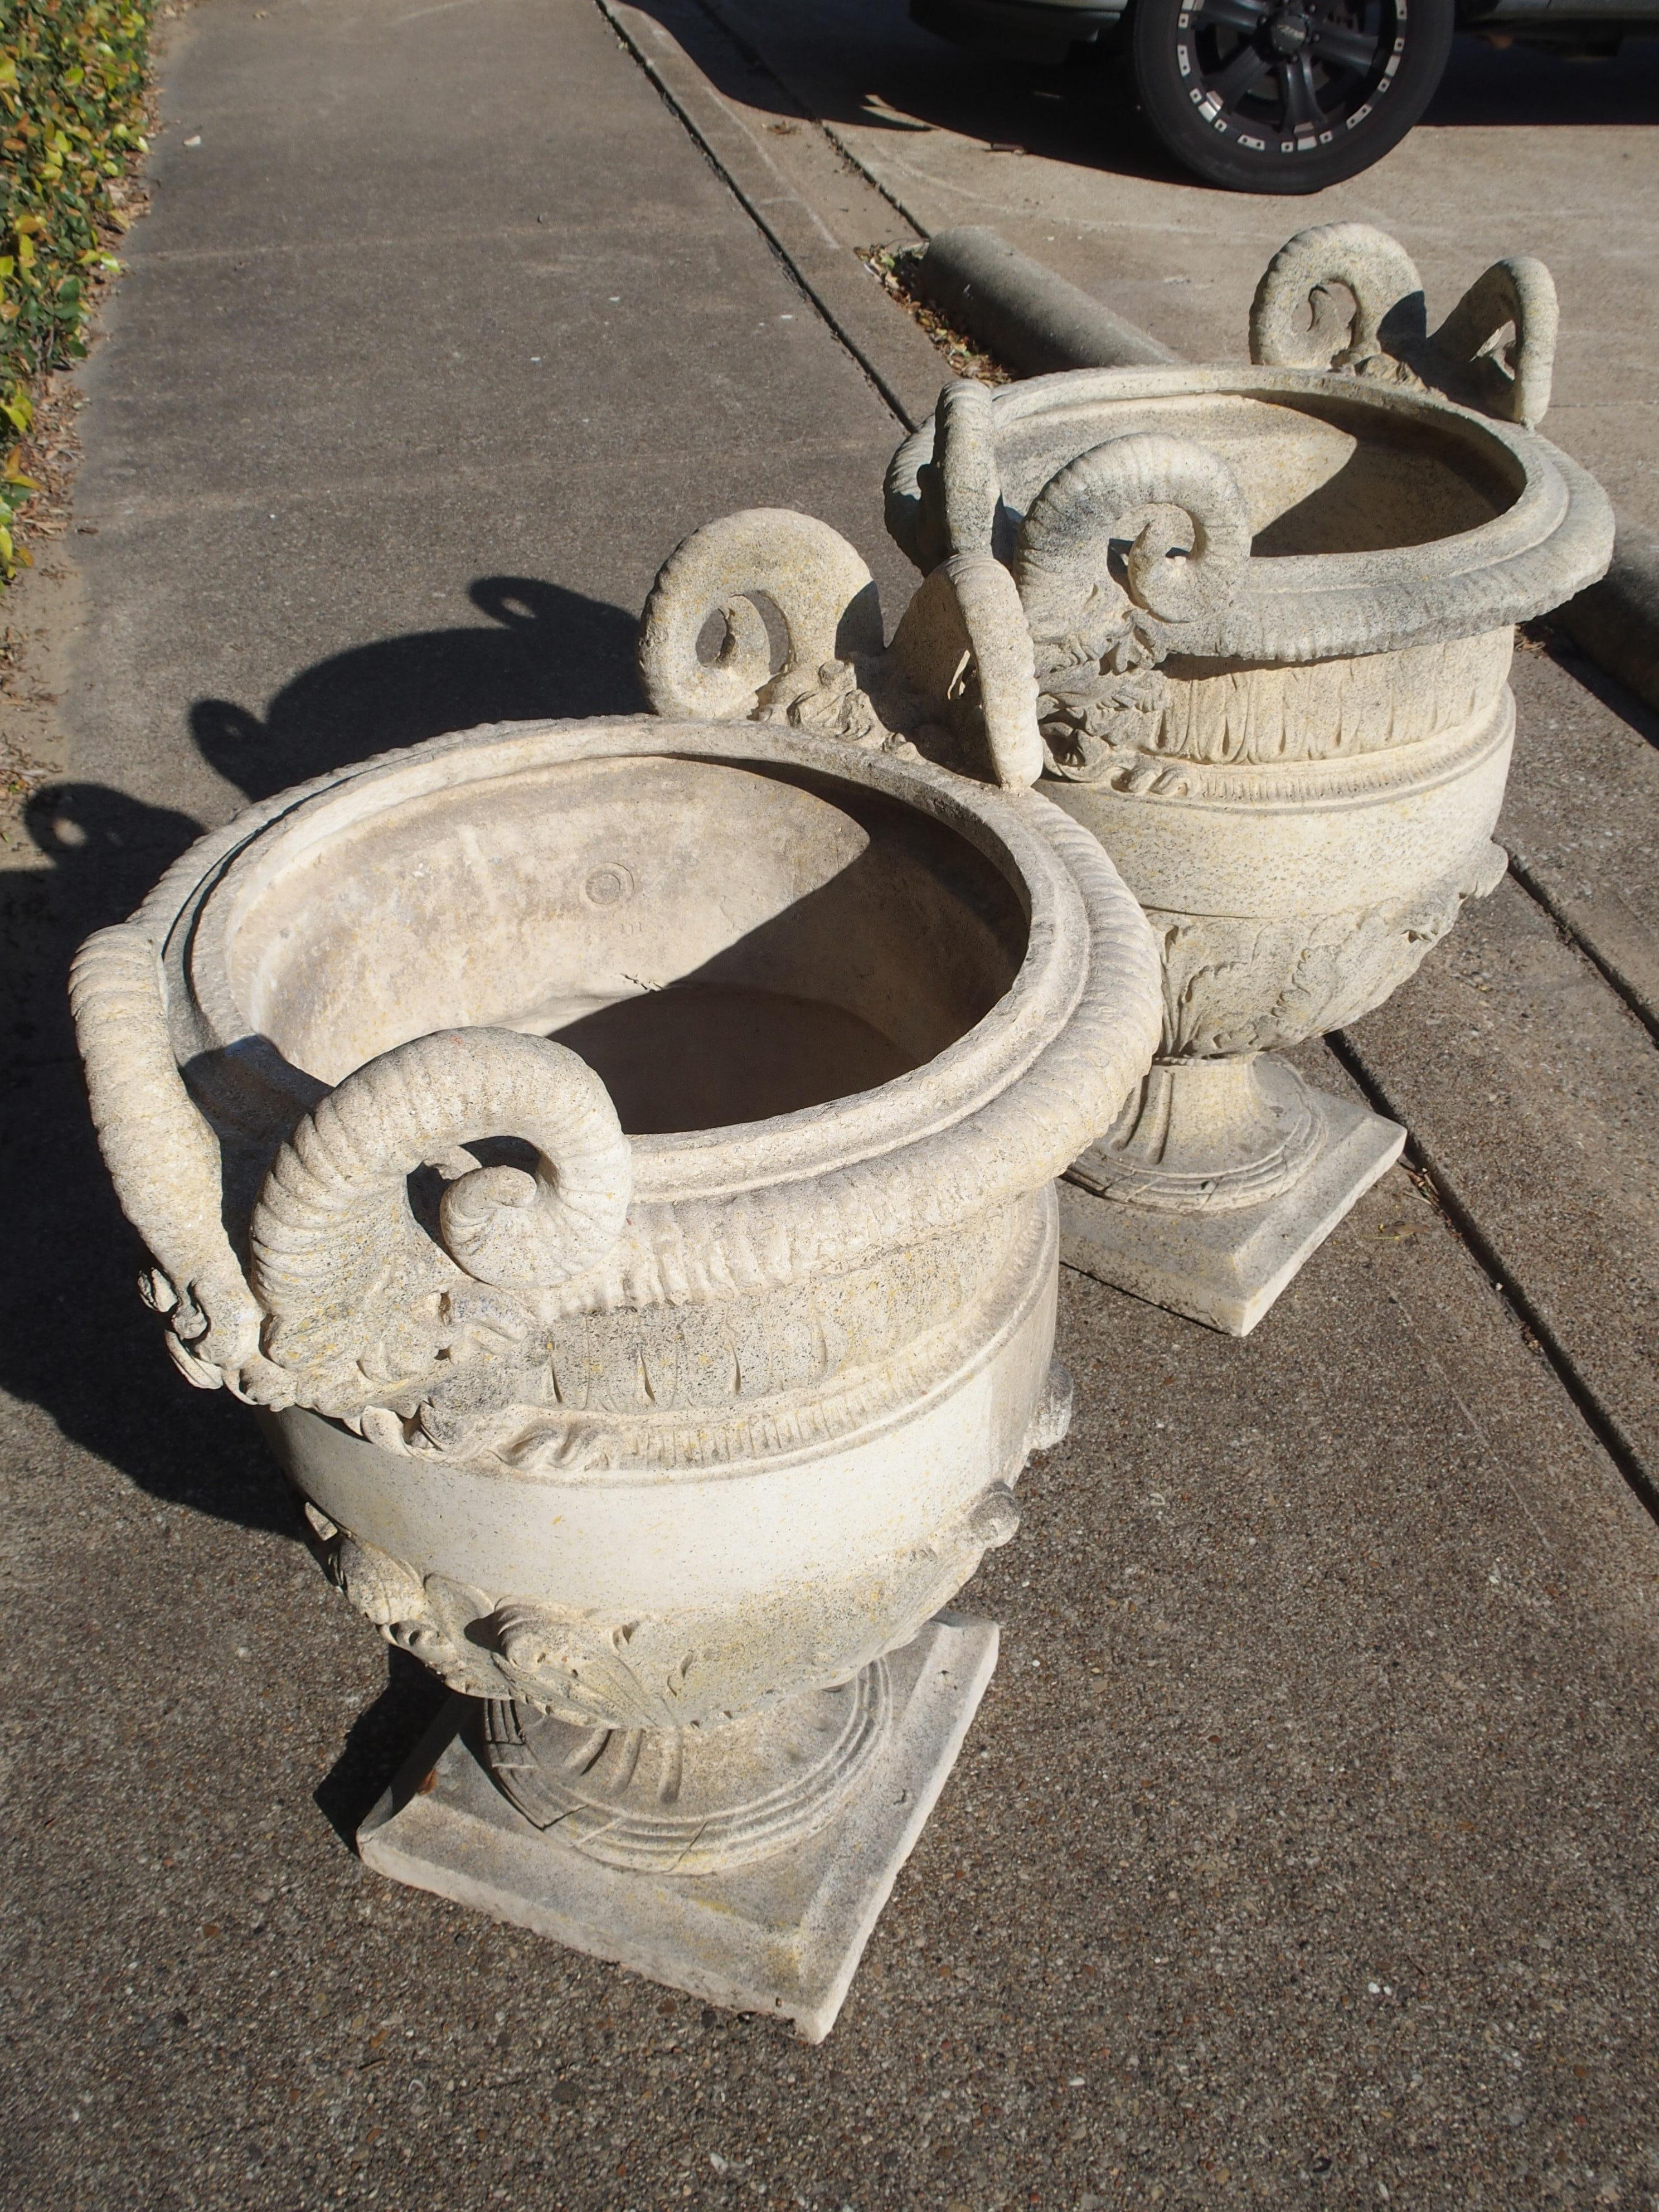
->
[1060,1088,1405,1337]
[357,1613,998,2043]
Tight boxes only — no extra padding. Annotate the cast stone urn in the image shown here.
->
[72,711,1161,2038]
[642,224,1613,1333]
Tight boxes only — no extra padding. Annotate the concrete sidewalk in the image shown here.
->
[611,0,1659,1592]
[3,3,1659,2209]
[677,0,1659,541]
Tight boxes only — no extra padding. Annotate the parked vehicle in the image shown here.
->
[911,0,1655,191]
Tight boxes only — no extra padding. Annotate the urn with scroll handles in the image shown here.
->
[71,710,1160,2036]
[641,224,1613,1333]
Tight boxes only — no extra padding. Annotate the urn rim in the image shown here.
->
[152,714,1161,1206]
[886,364,1613,664]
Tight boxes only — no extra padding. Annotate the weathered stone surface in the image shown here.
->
[11,0,1659,2201]
[884,231,1605,1331]
[70,708,1161,2019]
[1062,1076,1403,1337]
[642,224,1611,1332]
[359,1615,998,2043]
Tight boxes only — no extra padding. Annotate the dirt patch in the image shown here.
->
[858,244,1013,387]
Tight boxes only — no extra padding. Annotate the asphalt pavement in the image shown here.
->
[2,3,1659,2209]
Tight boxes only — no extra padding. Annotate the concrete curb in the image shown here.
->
[916,225,1656,714]
[914,224,1179,376]
[1556,520,1659,717]
[595,0,942,430]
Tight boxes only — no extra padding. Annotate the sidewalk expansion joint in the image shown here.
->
[591,0,922,429]
[682,0,934,242]
[1506,850,1659,1052]
[1325,1027,1659,1529]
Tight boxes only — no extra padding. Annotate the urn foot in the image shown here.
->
[1061,1073,1404,1335]
[479,1666,892,1876]
[1073,1054,1326,1215]
[357,1613,998,2043]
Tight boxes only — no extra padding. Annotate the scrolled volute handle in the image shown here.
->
[886,552,1045,789]
[251,1029,630,1341]
[912,377,1003,569]
[1249,221,1427,375]
[1251,222,1557,429]
[69,923,288,1403]
[1013,430,1250,645]
[637,508,883,722]
[1427,256,1557,428]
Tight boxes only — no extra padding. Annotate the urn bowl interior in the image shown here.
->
[215,751,1028,1134]
[995,386,1527,559]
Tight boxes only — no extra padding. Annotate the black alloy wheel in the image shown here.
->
[1129,0,1455,192]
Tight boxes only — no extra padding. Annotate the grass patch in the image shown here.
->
[2,0,158,579]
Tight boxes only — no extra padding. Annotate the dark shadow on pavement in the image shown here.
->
[629,0,1185,185]
[633,0,1659,190]
[0,575,639,1542]
[192,575,642,803]
[0,783,301,1537]
[314,1647,450,1849]
[1534,624,1659,758]
[1425,35,1659,126]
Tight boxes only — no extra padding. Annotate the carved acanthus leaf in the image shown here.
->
[1153,843,1508,1057]
[1035,617,1173,787]
[754,654,916,756]
[310,1470,1033,1729]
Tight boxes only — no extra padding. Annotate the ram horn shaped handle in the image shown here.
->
[1250,222,1427,375]
[916,377,1003,566]
[250,1031,632,1372]
[886,552,1044,788]
[638,508,884,720]
[1013,431,1251,643]
[69,923,284,1400]
[1427,256,1558,428]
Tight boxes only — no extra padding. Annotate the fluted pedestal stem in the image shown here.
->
[1062,1053,1405,1335]
[357,1615,998,2041]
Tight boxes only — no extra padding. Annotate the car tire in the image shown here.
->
[1128,0,1454,193]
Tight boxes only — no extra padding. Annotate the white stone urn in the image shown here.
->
[644,226,1613,1333]
[71,712,1160,2036]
